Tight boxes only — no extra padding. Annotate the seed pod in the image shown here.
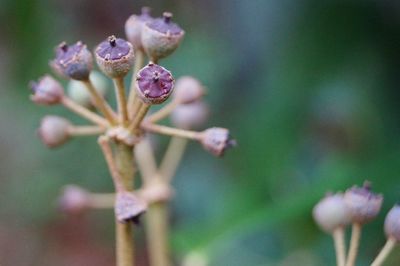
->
[141,12,185,61]
[50,41,93,80]
[344,181,383,224]
[115,191,147,224]
[200,127,236,157]
[67,71,109,107]
[95,35,135,78]
[125,7,153,51]
[58,185,90,214]
[313,193,351,233]
[385,205,400,241]
[173,76,205,104]
[38,115,71,148]
[30,75,64,105]
[171,101,209,130]
[136,63,174,104]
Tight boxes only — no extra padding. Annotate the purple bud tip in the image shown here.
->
[96,36,132,61]
[55,41,85,66]
[147,12,182,35]
[141,6,151,15]
[363,181,372,191]
[108,35,117,47]
[59,42,68,52]
[163,12,173,23]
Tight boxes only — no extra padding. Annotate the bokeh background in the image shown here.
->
[0,0,400,265]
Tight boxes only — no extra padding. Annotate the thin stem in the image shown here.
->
[67,125,105,136]
[128,50,145,119]
[142,123,202,140]
[88,193,115,209]
[146,100,179,124]
[98,136,124,192]
[159,137,188,183]
[82,79,117,125]
[135,138,158,183]
[146,203,170,266]
[346,223,362,266]
[129,103,150,133]
[371,237,397,266]
[333,227,346,266]
[61,96,109,127]
[114,77,129,125]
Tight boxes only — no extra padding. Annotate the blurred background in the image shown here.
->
[0,0,400,265]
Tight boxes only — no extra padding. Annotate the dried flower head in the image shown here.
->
[115,192,147,224]
[38,115,71,148]
[30,75,64,105]
[344,181,383,224]
[58,185,90,214]
[136,63,174,104]
[125,7,154,51]
[173,76,205,104]
[313,193,351,233]
[141,12,185,61]
[50,41,93,80]
[171,101,209,130]
[200,127,236,157]
[95,35,135,78]
[384,204,400,241]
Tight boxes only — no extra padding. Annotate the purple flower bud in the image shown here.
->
[95,35,134,78]
[173,76,205,104]
[50,41,93,80]
[313,193,351,233]
[385,204,400,241]
[58,185,90,214]
[344,181,383,224]
[30,75,64,105]
[141,12,185,61]
[136,63,174,104]
[171,101,209,130]
[38,115,71,148]
[200,127,236,157]
[125,7,154,51]
[115,192,147,225]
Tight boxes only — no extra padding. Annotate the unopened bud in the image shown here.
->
[141,12,185,61]
[313,193,351,233]
[200,127,236,157]
[95,35,134,78]
[173,76,205,104]
[30,75,64,105]
[58,185,90,214]
[125,7,154,51]
[344,181,383,224]
[171,101,209,130]
[385,205,400,241]
[115,192,147,224]
[50,41,93,80]
[136,63,174,104]
[38,115,71,148]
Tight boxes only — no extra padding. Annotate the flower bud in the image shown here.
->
[38,115,71,148]
[95,35,134,78]
[30,75,64,105]
[58,185,90,214]
[141,12,185,61]
[173,76,205,104]
[200,127,236,157]
[50,41,93,80]
[344,181,383,224]
[115,191,147,224]
[171,101,209,130]
[385,205,400,241]
[136,63,174,104]
[67,71,109,107]
[125,7,153,51]
[313,193,351,233]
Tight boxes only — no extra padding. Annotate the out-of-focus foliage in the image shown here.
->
[0,0,400,265]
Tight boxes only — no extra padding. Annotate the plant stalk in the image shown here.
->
[371,237,397,266]
[346,223,361,266]
[333,227,346,266]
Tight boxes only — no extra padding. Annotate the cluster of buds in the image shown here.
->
[313,181,400,266]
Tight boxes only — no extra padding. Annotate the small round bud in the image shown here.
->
[50,41,93,80]
[173,76,205,104]
[38,115,71,148]
[30,75,64,105]
[385,205,400,241]
[200,127,236,157]
[136,63,174,104]
[313,193,351,233]
[171,101,209,130]
[95,35,134,78]
[140,179,173,204]
[58,185,90,214]
[67,71,109,107]
[141,12,185,61]
[115,191,147,225]
[344,181,383,224]
[125,7,154,51]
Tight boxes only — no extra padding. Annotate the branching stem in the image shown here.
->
[371,237,397,266]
